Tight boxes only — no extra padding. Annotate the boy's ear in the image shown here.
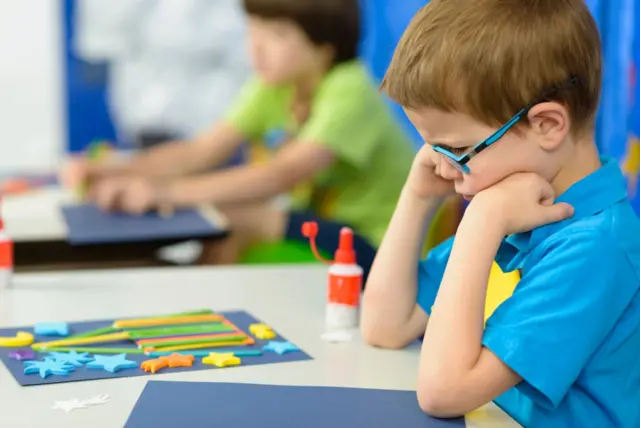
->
[527,102,570,151]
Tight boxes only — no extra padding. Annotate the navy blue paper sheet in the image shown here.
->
[61,204,225,244]
[125,381,466,428]
[0,311,311,386]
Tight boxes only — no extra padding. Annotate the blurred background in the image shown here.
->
[0,0,638,205]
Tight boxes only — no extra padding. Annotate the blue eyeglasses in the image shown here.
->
[432,77,579,174]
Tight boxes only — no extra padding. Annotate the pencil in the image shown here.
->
[78,140,110,200]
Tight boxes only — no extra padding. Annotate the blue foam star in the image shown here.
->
[47,351,94,367]
[24,358,76,378]
[86,354,138,373]
[262,340,300,355]
[34,322,69,337]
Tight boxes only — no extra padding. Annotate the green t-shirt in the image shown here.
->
[225,60,414,246]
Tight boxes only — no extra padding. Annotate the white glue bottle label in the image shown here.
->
[0,219,13,289]
[326,262,362,329]
[301,222,363,329]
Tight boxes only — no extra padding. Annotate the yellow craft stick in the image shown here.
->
[113,314,222,329]
[144,338,254,353]
[32,332,130,350]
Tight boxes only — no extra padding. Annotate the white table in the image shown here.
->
[0,265,519,427]
[3,187,71,243]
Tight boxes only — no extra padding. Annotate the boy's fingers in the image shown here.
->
[542,202,574,224]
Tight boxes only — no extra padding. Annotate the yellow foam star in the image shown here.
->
[249,324,276,340]
[202,352,241,368]
[623,138,640,198]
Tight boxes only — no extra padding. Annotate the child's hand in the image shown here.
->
[470,173,574,236]
[60,155,124,196]
[90,176,161,215]
[60,156,90,190]
[405,145,455,200]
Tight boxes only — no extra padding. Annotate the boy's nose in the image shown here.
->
[438,157,463,180]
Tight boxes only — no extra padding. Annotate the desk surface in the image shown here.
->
[3,187,229,243]
[0,265,519,428]
[3,187,71,242]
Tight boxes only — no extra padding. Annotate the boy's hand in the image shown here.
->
[60,156,91,190]
[470,173,574,236]
[60,156,125,195]
[406,145,455,200]
[90,176,162,215]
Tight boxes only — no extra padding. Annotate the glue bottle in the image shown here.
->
[302,221,363,329]
[0,206,13,289]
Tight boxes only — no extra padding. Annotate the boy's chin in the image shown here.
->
[461,194,474,201]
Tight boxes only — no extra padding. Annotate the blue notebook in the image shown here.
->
[124,381,465,428]
[62,204,225,244]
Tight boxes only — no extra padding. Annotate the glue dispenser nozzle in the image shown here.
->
[301,221,356,265]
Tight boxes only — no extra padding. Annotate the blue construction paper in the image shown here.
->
[0,311,311,386]
[61,204,224,244]
[125,381,466,428]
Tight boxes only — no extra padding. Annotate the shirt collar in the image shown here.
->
[499,156,627,258]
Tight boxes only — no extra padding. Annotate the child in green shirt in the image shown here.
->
[62,0,414,279]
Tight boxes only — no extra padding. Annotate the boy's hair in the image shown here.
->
[381,0,602,135]
[242,0,360,66]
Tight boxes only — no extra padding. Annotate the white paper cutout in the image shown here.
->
[51,394,110,413]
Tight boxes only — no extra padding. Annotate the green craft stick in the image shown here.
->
[127,323,233,339]
[69,326,118,339]
[147,349,263,358]
[146,334,247,349]
[44,347,146,355]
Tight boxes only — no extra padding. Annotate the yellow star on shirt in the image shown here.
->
[202,352,241,368]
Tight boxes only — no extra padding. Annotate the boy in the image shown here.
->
[360,0,640,427]
[63,0,415,277]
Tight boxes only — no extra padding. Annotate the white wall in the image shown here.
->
[0,1,63,171]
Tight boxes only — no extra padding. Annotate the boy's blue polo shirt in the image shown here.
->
[416,157,640,427]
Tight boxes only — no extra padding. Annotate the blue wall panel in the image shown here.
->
[62,0,117,153]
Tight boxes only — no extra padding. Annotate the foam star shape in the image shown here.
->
[47,351,94,367]
[202,352,241,368]
[51,394,110,413]
[262,340,300,355]
[81,394,110,406]
[158,353,195,368]
[141,358,169,374]
[86,354,138,373]
[249,323,276,340]
[9,349,35,361]
[51,398,86,413]
[24,358,76,378]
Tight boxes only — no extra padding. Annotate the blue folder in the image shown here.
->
[62,204,225,245]
[124,381,465,428]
